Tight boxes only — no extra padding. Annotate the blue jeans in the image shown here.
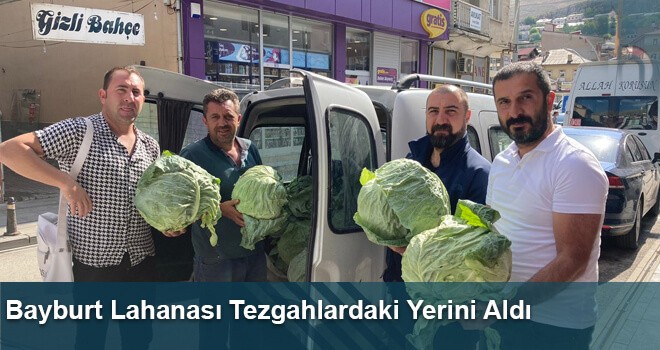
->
[193,253,267,282]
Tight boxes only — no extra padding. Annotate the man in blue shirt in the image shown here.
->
[384,85,490,349]
[180,88,265,282]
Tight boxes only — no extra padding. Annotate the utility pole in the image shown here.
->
[511,0,521,62]
[615,0,623,60]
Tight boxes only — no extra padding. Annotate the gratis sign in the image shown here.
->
[31,3,145,45]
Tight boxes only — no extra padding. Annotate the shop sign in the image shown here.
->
[470,8,482,31]
[420,8,449,39]
[31,3,144,45]
[413,0,451,11]
[376,67,398,84]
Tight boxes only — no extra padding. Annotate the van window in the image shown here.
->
[573,96,658,130]
[488,127,512,158]
[181,110,206,148]
[248,126,305,182]
[140,102,205,152]
[136,103,160,141]
[466,125,481,154]
[327,107,377,232]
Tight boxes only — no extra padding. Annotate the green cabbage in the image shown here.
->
[277,218,311,264]
[353,159,450,247]
[286,175,313,218]
[240,215,289,250]
[232,165,289,249]
[287,248,307,282]
[401,200,512,350]
[135,151,221,246]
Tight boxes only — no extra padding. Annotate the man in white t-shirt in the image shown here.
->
[486,61,608,349]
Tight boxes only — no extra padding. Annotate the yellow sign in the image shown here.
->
[421,8,448,39]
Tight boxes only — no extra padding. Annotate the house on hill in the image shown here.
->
[541,31,605,62]
[517,47,541,61]
[533,49,590,92]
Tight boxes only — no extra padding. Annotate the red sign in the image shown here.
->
[414,0,451,11]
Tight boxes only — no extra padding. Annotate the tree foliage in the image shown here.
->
[530,33,542,43]
[523,16,537,26]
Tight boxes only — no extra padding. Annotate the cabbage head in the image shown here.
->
[233,166,287,219]
[402,200,512,292]
[135,151,221,246]
[233,165,289,249]
[401,200,512,350]
[353,159,450,247]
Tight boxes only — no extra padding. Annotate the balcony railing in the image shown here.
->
[453,0,490,37]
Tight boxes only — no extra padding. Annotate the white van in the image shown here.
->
[136,66,506,282]
[564,60,660,157]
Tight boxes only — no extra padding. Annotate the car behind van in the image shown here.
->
[136,66,505,282]
[564,60,660,158]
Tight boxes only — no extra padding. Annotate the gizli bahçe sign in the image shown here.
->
[31,3,145,45]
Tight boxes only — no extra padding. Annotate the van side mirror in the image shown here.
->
[653,152,660,163]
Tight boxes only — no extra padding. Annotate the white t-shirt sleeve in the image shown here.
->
[552,149,608,214]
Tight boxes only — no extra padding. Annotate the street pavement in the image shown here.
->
[1,172,660,349]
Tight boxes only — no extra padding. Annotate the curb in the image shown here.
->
[0,222,38,252]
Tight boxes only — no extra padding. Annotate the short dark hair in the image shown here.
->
[203,88,240,116]
[492,61,552,98]
[103,66,144,90]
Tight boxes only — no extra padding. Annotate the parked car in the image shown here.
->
[563,126,660,249]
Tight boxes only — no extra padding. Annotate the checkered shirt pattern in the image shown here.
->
[36,113,160,267]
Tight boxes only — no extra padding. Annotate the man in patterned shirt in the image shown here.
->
[0,66,160,347]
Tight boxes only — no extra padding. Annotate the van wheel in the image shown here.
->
[616,204,641,250]
[648,189,660,217]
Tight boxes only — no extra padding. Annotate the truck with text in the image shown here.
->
[564,60,660,158]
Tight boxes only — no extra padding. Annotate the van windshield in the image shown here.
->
[572,96,658,130]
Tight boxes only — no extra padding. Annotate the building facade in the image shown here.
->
[180,0,451,91]
[429,0,514,87]
[0,0,515,137]
[533,49,589,92]
[0,0,179,136]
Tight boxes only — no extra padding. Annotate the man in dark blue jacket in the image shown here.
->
[384,85,490,348]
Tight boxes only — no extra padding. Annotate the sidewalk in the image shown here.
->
[0,196,58,251]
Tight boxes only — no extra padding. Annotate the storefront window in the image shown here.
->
[203,2,259,88]
[346,28,371,85]
[400,39,418,76]
[292,18,332,77]
[262,12,291,86]
[203,2,334,88]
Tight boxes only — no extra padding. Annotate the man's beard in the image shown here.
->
[502,103,549,145]
[428,124,463,149]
